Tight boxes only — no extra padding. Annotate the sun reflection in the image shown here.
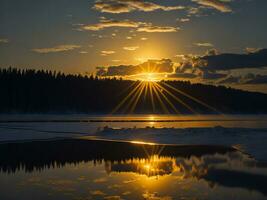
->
[105,155,180,177]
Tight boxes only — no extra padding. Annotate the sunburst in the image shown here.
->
[111,73,221,114]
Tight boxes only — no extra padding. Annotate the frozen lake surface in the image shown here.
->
[1,115,267,200]
[0,115,267,161]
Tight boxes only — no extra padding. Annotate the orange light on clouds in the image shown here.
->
[134,43,166,64]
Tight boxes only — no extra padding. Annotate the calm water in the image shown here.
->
[1,115,267,199]
[1,114,267,129]
[0,139,267,200]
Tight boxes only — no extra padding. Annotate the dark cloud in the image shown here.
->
[217,73,267,85]
[244,74,267,84]
[199,49,267,71]
[96,59,174,76]
[217,75,241,84]
[168,73,198,79]
[201,70,228,80]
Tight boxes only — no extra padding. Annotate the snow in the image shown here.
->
[0,115,267,161]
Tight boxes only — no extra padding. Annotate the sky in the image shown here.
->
[1,0,267,93]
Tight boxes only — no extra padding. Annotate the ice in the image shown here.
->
[0,115,267,161]
[96,126,267,161]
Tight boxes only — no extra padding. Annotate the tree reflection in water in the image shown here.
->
[0,139,267,199]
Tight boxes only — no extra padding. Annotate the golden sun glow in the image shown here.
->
[139,73,159,82]
[130,140,156,146]
[106,155,181,177]
[111,77,221,114]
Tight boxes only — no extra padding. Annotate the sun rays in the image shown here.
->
[111,77,221,114]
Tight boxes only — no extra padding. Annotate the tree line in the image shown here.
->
[1,67,267,114]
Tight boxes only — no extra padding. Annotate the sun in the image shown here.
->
[139,73,159,82]
[144,73,157,82]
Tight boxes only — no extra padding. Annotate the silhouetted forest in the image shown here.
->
[1,68,267,114]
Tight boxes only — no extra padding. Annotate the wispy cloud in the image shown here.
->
[82,19,140,31]
[137,25,179,33]
[123,46,139,51]
[194,42,214,47]
[178,18,190,22]
[32,45,81,53]
[93,0,185,14]
[101,50,115,56]
[81,18,178,33]
[79,51,88,54]
[245,47,262,53]
[0,38,9,43]
[192,0,232,13]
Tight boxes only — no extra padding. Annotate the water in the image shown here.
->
[0,139,267,200]
[1,115,267,199]
[1,114,267,128]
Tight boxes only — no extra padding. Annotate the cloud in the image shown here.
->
[137,25,178,33]
[112,59,122,62]
[32,45,81,53]
[93,177,107,183]
[82,19,140,31]
[216,73,267,85]
[141,37,148,41]
[201,70,227,79]
[93,0,185,14]
[90,190,106,196]
[179,18,190,22]
[101,50,116,56]
[81,18,178,33]
[194,42,214,47]
[244,74,267,84]
[188,7,201,15]
[143,191,172,200]
[199,49,267,71]
[168,73,198,79]
[123,46,139,51]
[192,0,232,13]
[217,75,241,84]
[104,196,123,200]
[96,59,174,76]
[0,38,9,43]
[245,47,262,53]
[172,48,267,84]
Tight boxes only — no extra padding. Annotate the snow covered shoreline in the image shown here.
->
[0,123,267,161]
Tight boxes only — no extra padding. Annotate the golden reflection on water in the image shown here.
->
[1,151,267,200]
[105,155,180,177]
